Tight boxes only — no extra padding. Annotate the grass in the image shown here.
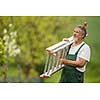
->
[44,69,62,83]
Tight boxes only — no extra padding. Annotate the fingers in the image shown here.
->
[62,38,69,41]
[59,58,64,64]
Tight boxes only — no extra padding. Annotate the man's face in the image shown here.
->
[73,27,84,42]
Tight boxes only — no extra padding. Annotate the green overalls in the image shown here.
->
[59,43,85,83]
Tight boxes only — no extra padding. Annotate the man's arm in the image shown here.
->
[59,57,87,68]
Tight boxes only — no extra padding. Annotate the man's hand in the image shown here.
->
[62,38,68,41]
[59,58,66,64]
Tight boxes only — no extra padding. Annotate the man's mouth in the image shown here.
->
[73,37,78,42]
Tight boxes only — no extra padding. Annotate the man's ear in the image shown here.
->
[82,34,85,38]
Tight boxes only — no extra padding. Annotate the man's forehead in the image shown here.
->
[74,27,81,30]
[74,27,81,31]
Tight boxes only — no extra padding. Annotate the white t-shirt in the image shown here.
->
[68,42,91,72]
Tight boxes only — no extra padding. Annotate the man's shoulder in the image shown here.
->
[84,43,90,49]
[81,42,91,51]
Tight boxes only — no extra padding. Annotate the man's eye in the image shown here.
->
[74,31,79,33]
[74,31,76,32]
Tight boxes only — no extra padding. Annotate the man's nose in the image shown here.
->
[73,32,77,36]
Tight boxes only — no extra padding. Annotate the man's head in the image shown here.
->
[73,22,87,42]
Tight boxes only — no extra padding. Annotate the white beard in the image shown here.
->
[73,37,78,42]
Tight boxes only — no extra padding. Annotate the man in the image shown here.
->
[59,22,91,83]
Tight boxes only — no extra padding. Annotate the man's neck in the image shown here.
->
[73,40,84,46]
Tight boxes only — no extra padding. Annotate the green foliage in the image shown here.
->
[0,16,99,82]
[84,17,100,82]
[0,37,6,66]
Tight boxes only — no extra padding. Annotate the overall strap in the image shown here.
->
[66,43,73,55]
[75,43,85,56]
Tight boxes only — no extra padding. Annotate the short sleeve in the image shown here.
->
[77,44,91,62]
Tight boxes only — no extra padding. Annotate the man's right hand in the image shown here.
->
[62,38,70,42]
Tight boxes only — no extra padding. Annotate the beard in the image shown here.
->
[73,37,79,42]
